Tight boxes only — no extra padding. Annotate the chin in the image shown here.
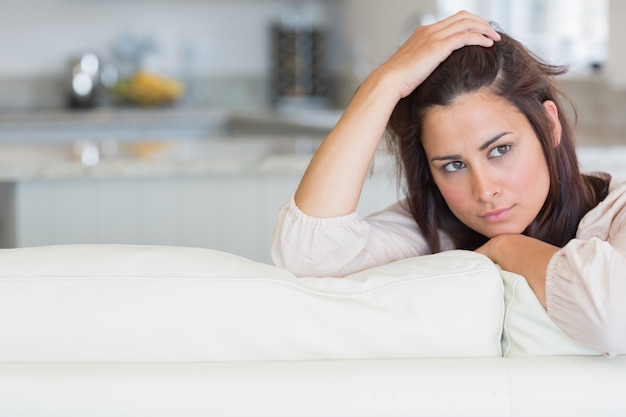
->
[482,226,526,238]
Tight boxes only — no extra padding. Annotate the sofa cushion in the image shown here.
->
[500,268,600,356]
[0,245,503,361]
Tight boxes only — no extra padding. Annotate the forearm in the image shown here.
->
[477,234,559,308]
[294,72,401,217]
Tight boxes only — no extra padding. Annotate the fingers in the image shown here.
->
[374,11,501,98]
[435,10,501,44]
[403,10,499,51]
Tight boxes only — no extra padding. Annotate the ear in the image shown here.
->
[542,100,562,147]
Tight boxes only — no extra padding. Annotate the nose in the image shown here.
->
[472,167,500,202]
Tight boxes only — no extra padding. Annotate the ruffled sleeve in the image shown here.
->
[546,178,626,356]
[270,195,446,277]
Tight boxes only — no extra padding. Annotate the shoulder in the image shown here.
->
[577,176,626,238]
[608,176,626,195]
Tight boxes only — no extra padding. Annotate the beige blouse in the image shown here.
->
[271,177,626,356]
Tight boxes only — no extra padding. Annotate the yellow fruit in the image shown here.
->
[112,71,184,106]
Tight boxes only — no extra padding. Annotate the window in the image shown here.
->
[437,0,609,74]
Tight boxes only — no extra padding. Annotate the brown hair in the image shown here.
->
[386,31,609,253]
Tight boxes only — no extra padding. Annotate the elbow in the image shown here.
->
[551,304,626,357]
[270,244,339,278]
[599,333,626,358]
[587,316,626,357]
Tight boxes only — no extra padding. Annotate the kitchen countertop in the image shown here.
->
[0,107,227,125]
[0,106,624,181]
[0,136,329,181]
[0,106,342,181]
[0,107,343,142]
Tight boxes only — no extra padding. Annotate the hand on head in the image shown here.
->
[377,10,501,99]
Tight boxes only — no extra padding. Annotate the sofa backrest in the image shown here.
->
[0,245,504,361]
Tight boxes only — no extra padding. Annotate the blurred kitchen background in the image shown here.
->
[0,0,624,262]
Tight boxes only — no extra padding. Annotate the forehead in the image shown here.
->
[424,90,518,126]
[421,92,527,151]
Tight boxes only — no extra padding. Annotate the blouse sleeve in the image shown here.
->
[546,178,626,356]
[270,195,442,277]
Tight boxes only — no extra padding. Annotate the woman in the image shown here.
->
[271,11,626,355]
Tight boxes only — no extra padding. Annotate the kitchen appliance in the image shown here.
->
[269,9,328,109]
[66,52,101,108]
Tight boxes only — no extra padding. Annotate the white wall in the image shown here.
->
[606,0,626,88]
[0,0,330,78]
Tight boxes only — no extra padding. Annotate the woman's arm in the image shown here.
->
[294,11,501,217]
[477,180,626,355]
[475,234,559,307]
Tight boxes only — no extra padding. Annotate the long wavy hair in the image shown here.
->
[386,31,609,253]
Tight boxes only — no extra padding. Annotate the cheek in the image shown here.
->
[510,156,550,195]
[435,181,470,214]
[513,172,536,193]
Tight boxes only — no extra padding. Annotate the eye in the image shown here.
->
[442,160,466,173]
[488,144,511,158]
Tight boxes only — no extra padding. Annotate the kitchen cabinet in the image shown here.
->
[0,156,398,264]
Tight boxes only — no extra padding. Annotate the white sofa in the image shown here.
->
[0,243,625,417]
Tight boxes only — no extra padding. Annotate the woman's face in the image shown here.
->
[421,91,559,238]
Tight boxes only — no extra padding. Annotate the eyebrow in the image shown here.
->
[430,132,512,162]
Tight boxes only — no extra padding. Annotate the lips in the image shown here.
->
[480,207,512,222]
